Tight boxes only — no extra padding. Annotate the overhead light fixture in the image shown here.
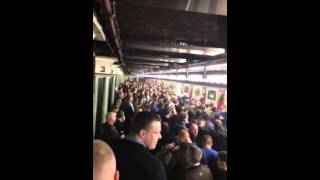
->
[127,56,186,63]
[127,42,225,57]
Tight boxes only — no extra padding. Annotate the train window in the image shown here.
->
[184,86,189,93]
[195,88,200,96]
[207,90,216,100]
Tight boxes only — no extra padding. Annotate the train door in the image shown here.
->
[201,87,207,104]
[180,83,184,95]
[217,89,226,111]
[108,76,116,112]
[189,85,194,98]
[194,86,201,100]
[95,76,110,139]
[183,84,190,97]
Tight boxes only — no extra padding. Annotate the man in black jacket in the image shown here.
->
[185,145,213,180]
[101,112,120,144]
[120,94,136,135]
[111,112,167,180]
[214,151,227,180]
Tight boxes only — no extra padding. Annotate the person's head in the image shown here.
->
[200,104,207,111]
[178,129,192,144]
[138,97,144,105]
[215,119,223,129]
[143,104,151,112]
[212,107,217,112]
[117,91,124,100]
[113,98,122,110]
[137,107,143,112]
[166,106,173,114]
[116,110,125,123]
[161,121,170,137]
[189,123,199,137]
[93,140,119,180]
[202,135,213,148]
[221,105,227,112]
[126,93,133,102]
[198,118,206,128]
[105,112,117,125]
[217,151,227,171]
[191,99,195,105]
[179,112,188,122]
[167,95,171,102]
[186,145,202,167]
[151,101,157,108]
[195,100,200,107]
[175,105,183,114]
[140,90,145,96]
[130,112,162,150]
[201,114,210,121]
[188,110,196,121]
[195,110,202,117]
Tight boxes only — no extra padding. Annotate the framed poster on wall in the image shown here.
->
[207,90,216,101]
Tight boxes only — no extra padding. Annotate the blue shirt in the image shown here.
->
[202,147,218,167]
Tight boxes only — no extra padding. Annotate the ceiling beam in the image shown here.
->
[125,40,225,57]
[125,60,169,66]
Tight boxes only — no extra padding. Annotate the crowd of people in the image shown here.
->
[94,79,227,180]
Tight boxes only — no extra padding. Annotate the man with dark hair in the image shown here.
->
[203,114,214,132]
[112,91,124,113]
[114,110,126,137]
[111,112,167,180]
[174,112,188,135]
[120,94,136,135]
[211,120,227,151]
[214,151,227,180]
[154,121,174,156]
[185,145,213,180]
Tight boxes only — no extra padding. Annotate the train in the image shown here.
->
[147,79,227,109]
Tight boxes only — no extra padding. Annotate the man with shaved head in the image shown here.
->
[167,129,193,180]
[93,140,119,180]
[189,123,202,147]
[178,129,192,144]
[202,135,218,174]
[101,112,120,144]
